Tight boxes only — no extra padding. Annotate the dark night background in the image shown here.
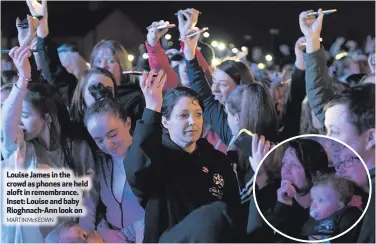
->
[1,1,375,55]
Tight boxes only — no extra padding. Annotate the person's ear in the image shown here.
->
[162,116,169,130]
[365,128,375,150]
[125,117,132,129]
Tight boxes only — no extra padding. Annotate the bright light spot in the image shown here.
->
[335,52,348,60]
[265,54,273,62]
[128,55,135,62]
[211,41,218,47]
[257,63,265,70]
[142,53,149,59]
[212,58,221,66]
[86,63,91,68]
[165,34,172,40]
[203,32,210,38]
[218,43,226,51]
[241,46,248,52]
[232,48,239,54]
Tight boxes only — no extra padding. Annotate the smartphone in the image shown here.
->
[307,9,337,16]
[123,71,158,77]
[179,27,209,41]
[157,24,176,30]
[234,128,254,156]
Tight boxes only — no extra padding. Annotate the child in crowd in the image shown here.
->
[302,174,362,242]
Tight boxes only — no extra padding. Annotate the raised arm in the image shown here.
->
[279,37,308,140]
[125,70,167,206]
[299,9,335,125]
[182,26,233,145]
[1,46,32,159]
[27,0,77,89]
[146,20,179,92]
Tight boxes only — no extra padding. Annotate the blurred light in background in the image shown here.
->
[168,41,174,47]
[229,43,235,49]
[265,54,273,62]
[203,32,210,38]
[232,48,239,54]
[211,41,218,47]
[212,58,221,66]
[218,43,226,50]
[241,46,248,52]
[128,54,135,62]
[165,34,172,40]
[257,63,265,69]
[142,53,149,59]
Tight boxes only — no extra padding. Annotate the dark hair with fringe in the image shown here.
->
[162,86,204,120]
[216,59,255,85]
[286,139,329,195]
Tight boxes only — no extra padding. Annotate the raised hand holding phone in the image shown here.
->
[26,0,48,38]
[16,15,39,47]
[183,27,201,60]
[146,20,171,47]
[277,180,296,206]
[177,8,200,40]
[140,69,167,112]
[299,9,324,53]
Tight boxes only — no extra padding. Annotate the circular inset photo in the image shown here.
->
[252,135,372,243]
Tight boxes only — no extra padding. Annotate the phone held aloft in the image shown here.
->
[234,128,254,157]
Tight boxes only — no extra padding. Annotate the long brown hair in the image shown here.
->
[226,82,278,142]
[226,82,278,172]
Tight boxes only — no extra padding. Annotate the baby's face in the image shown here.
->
[310,185,343,220]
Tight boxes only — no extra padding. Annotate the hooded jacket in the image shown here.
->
[125,108,241,242]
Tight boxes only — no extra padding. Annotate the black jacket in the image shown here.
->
[117,83,145,135]
[302,206,362,243]
[245,181,279,242]
[125,109,241,242]
[357,168,375,243]
[266,199,311,241]
[37,35,78,105]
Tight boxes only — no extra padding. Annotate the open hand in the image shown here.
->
[249,134,271,173]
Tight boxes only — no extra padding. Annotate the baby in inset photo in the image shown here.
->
[302,174,363,242]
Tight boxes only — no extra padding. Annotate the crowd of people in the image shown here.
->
[1,0,375,243]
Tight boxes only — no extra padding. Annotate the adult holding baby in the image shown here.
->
[266,138,329,241]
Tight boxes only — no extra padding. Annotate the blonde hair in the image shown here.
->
[91,40,132,75]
